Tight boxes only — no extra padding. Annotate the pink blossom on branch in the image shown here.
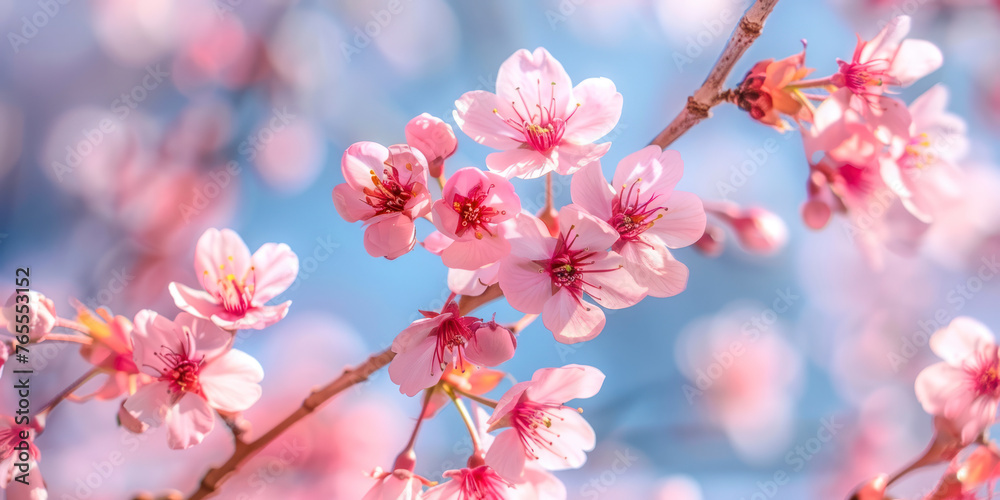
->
[334,141,433,259]
[169,228,299,330]
[915,317,1000,444]
[431,167,521,270]
[389,299,516,397]
[485,364,604,482]
[453,47,622,179]
[499,206,645,343]
[123,311,264,449]
[406,113,457,179]
[571,147,706,297]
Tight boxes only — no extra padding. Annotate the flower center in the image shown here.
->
[458,466,511,498]
[902,133,935,170]
[494,80,579,153]
[452,183,505,239]
[152,327,205,395]
[364,161,416,215]
[431,301,478,371]
[610,178,665,242]
[209,258,256,315]
[511,397,569,460]
[966,352,1000,399]
[837,57,892,100]
[0,427,38,462]
[540,226,620,303]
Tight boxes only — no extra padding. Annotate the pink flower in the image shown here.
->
[3,291,56,342]
[0,417,42,493]
[832,15,942,102]
[406,113,457,178]
[431,167,521,270]
[389,299,516,397]
[852,474,888,500]
[363,466,432,500]
[169,228,298,330]
[74,302,153,401]
[571,147,705,297]
[915,317,1000,443]
[453,48,622,179]
[123,310,264,449]
[703,202,788,255]
[423,465,513,500]
[334,142,432,259]
[485,364,604,481]
[499,206,645,343]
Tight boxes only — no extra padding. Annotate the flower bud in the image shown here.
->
[693,224,725,257]
[728,207,788,255]
[3,291,57,341]
[405,113,457,178]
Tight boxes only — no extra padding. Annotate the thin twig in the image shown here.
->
[649,0,780,149]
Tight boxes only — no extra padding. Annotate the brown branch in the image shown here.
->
[649,0,780,149]
[186,348,396,500]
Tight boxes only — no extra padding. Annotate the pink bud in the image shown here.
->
[729,207,788,254]
[801,199,832,230]
[405,113,457,178]
[693,224,724,257]
[850,474,887,500]
[3,291,57,341]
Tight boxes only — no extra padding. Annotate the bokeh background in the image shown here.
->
[1,0,1000,498]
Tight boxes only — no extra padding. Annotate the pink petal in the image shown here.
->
[442,236,510,270]
[486,148,552,179]
[173,312,232,359]
[388,336,442,397]
[200,349,264,413]
[250,243,299,303]
[422,230,453,256]
[465,323,516,367]
[453,90,523,150]
[195,228,253,297]
[570,161,614,221]
[542,289,606,343]
[890,39,942,87]
[123,381,171,427]
[448,263,499,296]
[333,182,375,222]
[405,112,457,164]
[915,362,966,416]
[559,204,619,251]
[392,315,449,354]
[612,147,683,197]
[364,214,417,260]
[132,310,182,375]
[164,392,215,449]
[563,77,623,144]
[168,282,222,322]
[496,48,574,125]
[645,191,707,248]
[553,142,611,176]
[930,317,997,365]
[505,213,555,260]
[489,381,532,425]
[498,256,552,315]
[585,253,645,309]
[527,364,605,403]
[863,16,910,62]
[532,406,596,471]
[212,303,290,331]
[342,141,391,191]
[386,144,429,188]
[619,240,689,298]
[485,429,529,481]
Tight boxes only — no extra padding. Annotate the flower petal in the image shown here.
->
[200,349,264,413]
[165,392,215,450]
[250,243,299,303]
[542,289,606,343]
[563,77,623,144]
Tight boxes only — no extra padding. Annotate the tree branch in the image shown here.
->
[649,0,780,149]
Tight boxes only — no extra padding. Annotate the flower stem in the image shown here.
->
[784,76,833,89]
[403,388,436,452]
[451,388,498,408]
[55,317,91,335]
[37,366,101,417]
[445,386,482,453]
[43,333,93,345]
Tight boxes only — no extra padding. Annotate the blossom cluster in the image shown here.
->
[332,47,706,498]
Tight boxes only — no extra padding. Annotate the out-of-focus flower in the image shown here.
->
[850,474,888,500]
[485,364,604,481]
[74,302,153,401]
[363,459,434,500]
[3,291,56,342]
[406,113,457,178]
[0,417,44,498]
[389,299,515,397]
[423,364,506,419]
[334,142,432,259]
[499,207,644,343]
[169,228,298,330]
[571,147,705,297]
[123,311,264,449]
[431,167,521,270]
[735,43,815,130]
[832,15,942,102]
[453,47,621,179]
[915,317,1000,443]
[704,201,788,255]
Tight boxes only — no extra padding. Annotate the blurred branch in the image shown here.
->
[649,0,780,149]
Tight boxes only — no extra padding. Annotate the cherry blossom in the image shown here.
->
[0,417,43,496]
[431,167,521,270]
[363,465,433,500]
[735,43,814,130]
[916,317,1000,443]
[499,206,645,343]
[389,299,516,397]
[485,364,604,481]
[832,15,942,102]
[74,302,153,400]
[571,147,705,298]
[123,310,264,449]
[453,47,622,179]
[169,228,299,330]
[334,141,433,259]
[2,291,56,342]
[406,113,457,179]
